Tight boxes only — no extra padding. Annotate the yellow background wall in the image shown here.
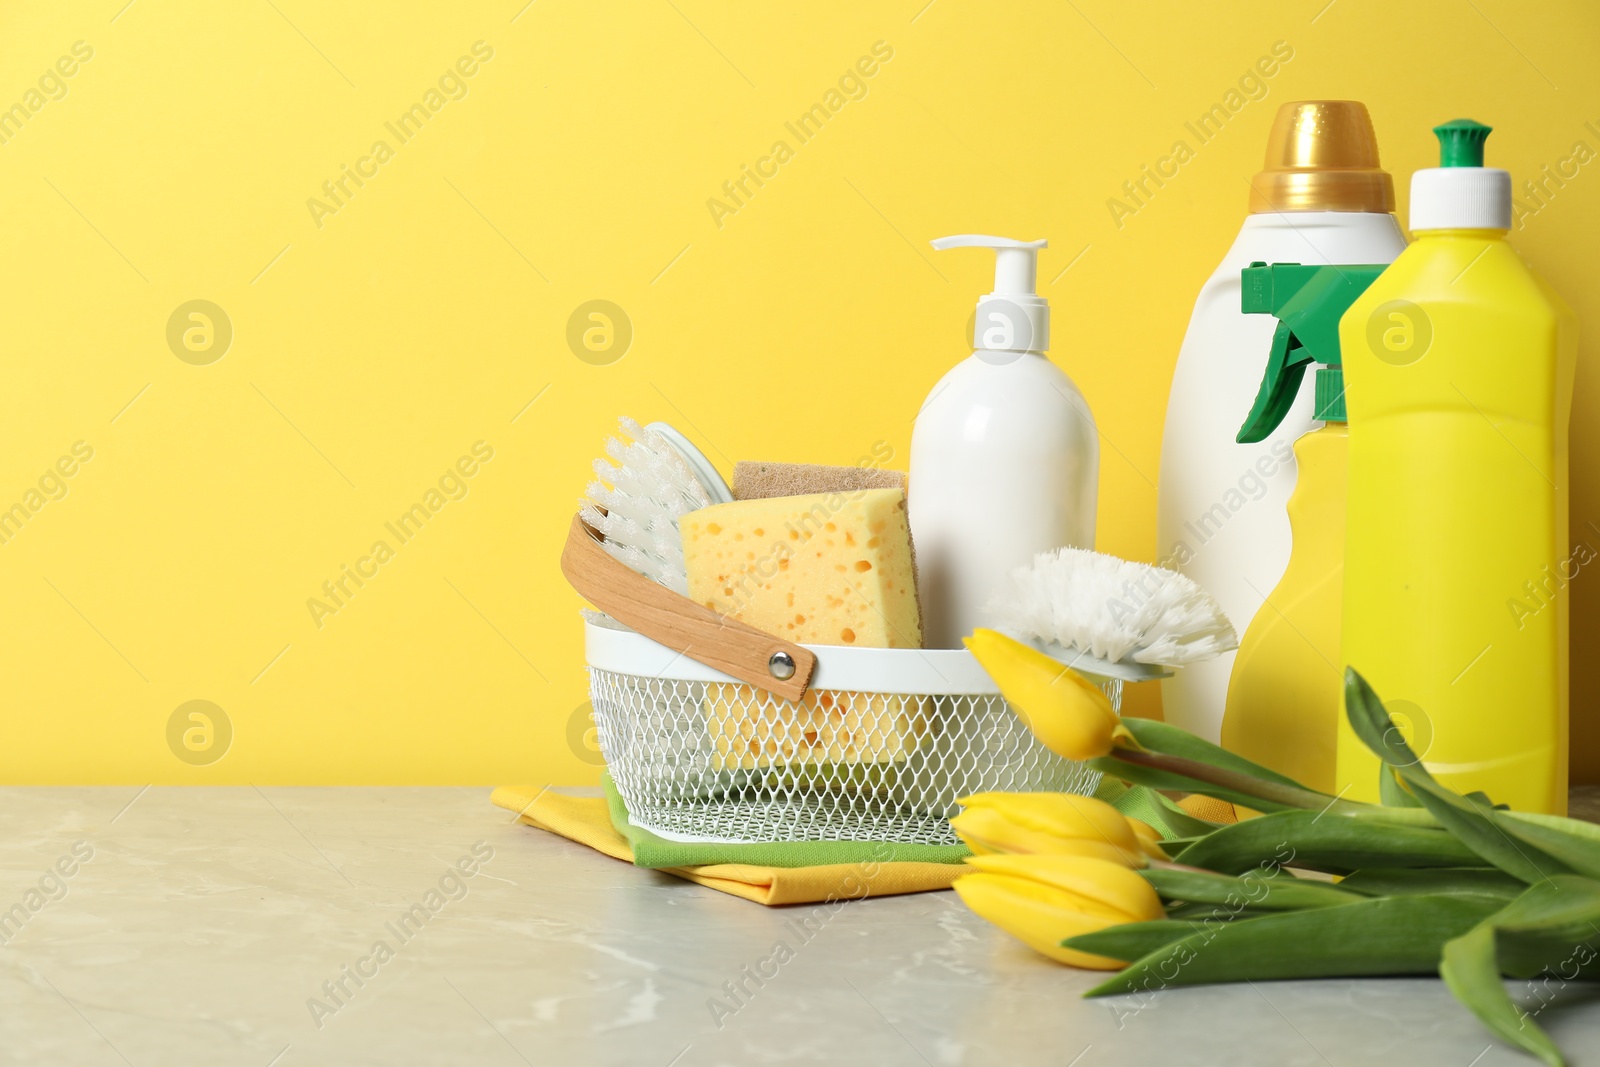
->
[2,1,1596,784]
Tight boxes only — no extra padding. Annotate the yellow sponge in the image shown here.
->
[703,684,928,770]
[680,488,921,648]
[732,460,907,501]
[680,488,925,769]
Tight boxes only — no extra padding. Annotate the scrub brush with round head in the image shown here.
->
[579,417,727,595]
[988,548,1238,681]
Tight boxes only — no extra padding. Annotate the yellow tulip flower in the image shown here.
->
[1127,817,1170,860]
[963,628,1122,762]
[952,792,1166,865]
[954,853,1165,968]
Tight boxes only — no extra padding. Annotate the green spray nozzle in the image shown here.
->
[1236,262,1388,443]
[1434,119,1491,167]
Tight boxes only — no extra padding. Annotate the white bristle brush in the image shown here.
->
[988,547,1238,681]
[580,417,720,595]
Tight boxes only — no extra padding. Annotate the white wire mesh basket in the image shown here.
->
[560,512,1128,846]
[584,620,1115,846]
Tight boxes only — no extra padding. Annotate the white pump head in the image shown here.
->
[931,235,1049,354]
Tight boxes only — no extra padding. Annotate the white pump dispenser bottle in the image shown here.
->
[909,235,1098,649]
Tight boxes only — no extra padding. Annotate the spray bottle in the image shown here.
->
[1157,102,1405,742]
[909,235,1098,649]
[1219,262,1385,790]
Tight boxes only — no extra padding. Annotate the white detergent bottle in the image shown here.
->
[1156,101,1404,742]
[910,235,1097,649]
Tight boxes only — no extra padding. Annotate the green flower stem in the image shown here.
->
[1147,857,1213,874]
[1109,746,1336,812]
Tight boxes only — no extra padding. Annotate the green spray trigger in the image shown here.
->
[1236,262,1388,443]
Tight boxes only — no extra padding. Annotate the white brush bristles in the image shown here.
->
[991,547,1237,668]
[581,417,712,594]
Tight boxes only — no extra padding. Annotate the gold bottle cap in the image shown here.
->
[1249,101,1395,214]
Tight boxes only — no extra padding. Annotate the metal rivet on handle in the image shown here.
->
[767,651,796,681]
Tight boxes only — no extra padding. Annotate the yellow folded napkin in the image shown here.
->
[1178,793,1239,824]
[491,784,962,906]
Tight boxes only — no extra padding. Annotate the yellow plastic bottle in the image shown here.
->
[1222,263,1385,791]
[1336,121,1576,814]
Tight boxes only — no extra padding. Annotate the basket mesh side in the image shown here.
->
[589,669,1112,845]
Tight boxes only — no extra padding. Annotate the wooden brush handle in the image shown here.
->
[559,513,816,701]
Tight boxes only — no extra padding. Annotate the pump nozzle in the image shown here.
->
[932,234,1050,354]
[1236,262,1388,443]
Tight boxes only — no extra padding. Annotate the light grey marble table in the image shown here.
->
[1,787,1595,1067]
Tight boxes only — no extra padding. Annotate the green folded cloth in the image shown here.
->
[602,772,1201,870]
[602,773,971,869]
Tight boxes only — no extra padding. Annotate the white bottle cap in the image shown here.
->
[1409,119,1511,232]
[931,235,1049,354]
[1410,168,1511,231]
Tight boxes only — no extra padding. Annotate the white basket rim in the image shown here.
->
[584,619,999,695]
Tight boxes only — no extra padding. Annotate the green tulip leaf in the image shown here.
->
[1095,779,1221,840]
[1141,866,1364,911]
[1339,804,1445,828]
[1440,921,1564,1067]
[1436,879,1600,1067]
[1496,811,1600,881]
[1493,873,1600,928]
[1343,670,1569,884]
[1379,764,1423,808]
[1157,794,1230,832]
[1077,893,1503,997]
[1489,875,1600,979]
[1173,809,1481,876]
[1342,668,1429,770]
[1462,790,1509,810]
[1161,901,1275,923]
[1060,919,1209,962]
[1338,867,1524,901]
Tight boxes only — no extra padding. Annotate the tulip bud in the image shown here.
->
[963,629,1120,761]
[954,853,1165,968]
[1127,817,1170,861]
[952,792,1156,867]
